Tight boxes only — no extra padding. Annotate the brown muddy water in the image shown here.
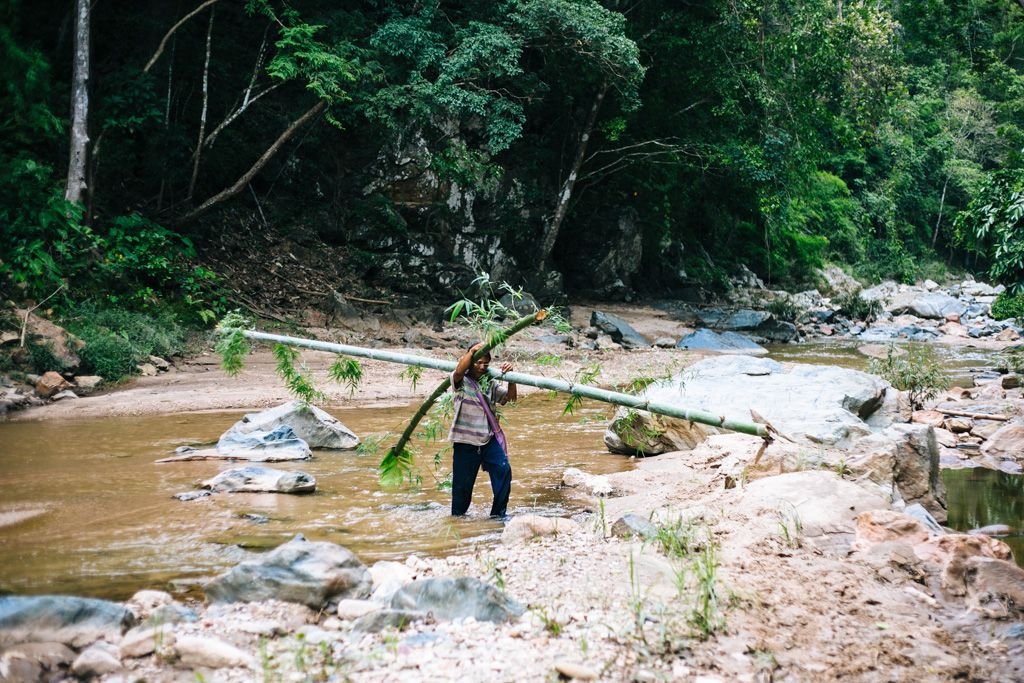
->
[0,395,631,601]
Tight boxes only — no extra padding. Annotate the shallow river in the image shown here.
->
[2,340,1022,599]
[0,396,630,600]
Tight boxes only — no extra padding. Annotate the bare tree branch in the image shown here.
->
[539,84,608,269]
[198,30,279,152]
[179,100,326,223]
[144,0,222,73]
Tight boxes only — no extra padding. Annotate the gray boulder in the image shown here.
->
[222,400,359,450]
[0,641,76,682]
[389,577,525,623]
[202,466,316,494]
[604,356,893,455]
[891,292,968,320]
[753,318,799,342]
[675,329,767,355]
[0,596,135,648]
[215,424,312,461]
[717,309,771,330]
[841,424,947,521]
[611,514,659,540]
[204,534,371,608]
[589,311,649,349]
[351,609,427,633]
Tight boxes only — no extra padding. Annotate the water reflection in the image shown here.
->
[0,395,630,600]
[765,339,1005,387]
[943,468,1024,565]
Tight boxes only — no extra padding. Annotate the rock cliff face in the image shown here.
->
[330,130,650,302]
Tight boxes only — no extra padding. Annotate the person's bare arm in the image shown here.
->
[453,342,482,388]
[499,361,516,403]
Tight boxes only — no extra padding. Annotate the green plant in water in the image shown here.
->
[868,344,951,409]
[1002,346,1024,374]
[379,445,417,488]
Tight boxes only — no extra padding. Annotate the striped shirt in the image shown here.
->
[448,373,508,446]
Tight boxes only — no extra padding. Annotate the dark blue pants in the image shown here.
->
[451,437,511,517]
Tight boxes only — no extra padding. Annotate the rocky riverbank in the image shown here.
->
[3,446,1022,682]
[3,277,1024,682]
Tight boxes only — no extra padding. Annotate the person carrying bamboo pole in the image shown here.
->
[449,342,517,518]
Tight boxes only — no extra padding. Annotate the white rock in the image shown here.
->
[561,467,615,497]
[554,660,598,680]
[174,635,257,669]
[71,641,122,677]
[127,590,174,619]
[502,515,582,543]
[119,626,175,658]
[337,598,382,620]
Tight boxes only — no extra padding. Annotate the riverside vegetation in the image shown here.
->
[4,0,1024,375]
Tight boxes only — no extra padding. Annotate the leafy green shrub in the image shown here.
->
[26,340,65,374]
[767,296,803,322]
[953,168,1024,292]
[856,237,917,285]
[833,290,883,321]
[991,292,1024,321]
[63,305,190,381]
[868,345,951,409]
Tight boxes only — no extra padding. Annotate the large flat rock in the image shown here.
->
[605,355,895,455]
[221,400,359,450]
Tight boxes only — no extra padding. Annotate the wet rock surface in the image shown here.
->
[222,400,360,449]
[204,535,372,608]
[201,466,317,494]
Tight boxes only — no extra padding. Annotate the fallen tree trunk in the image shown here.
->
[233,328,770,438]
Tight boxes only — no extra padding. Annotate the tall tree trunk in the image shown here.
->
[188,7,216,201]
[538,83,608,269]
[64,0,90,206]
[932,175,950,248]
[179,100,325,223]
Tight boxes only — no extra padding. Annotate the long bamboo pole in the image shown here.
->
[235,329,769,438]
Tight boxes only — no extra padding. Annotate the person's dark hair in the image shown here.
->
[467,343,491,360]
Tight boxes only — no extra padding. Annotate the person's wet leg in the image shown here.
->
[451,443,483,516]
[480,437,511,517]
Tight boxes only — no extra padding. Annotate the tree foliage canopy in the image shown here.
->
[2,0,1024,311]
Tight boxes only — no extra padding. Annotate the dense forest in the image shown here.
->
[2,0,1024,339]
